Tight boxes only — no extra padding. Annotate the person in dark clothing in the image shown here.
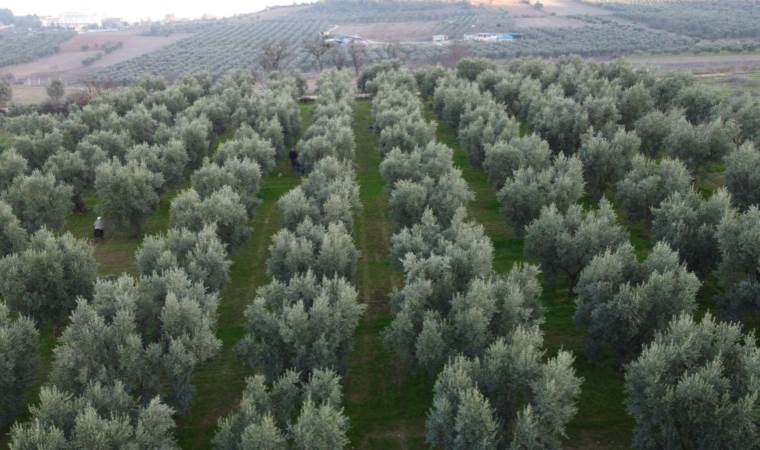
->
[289,148,301,175]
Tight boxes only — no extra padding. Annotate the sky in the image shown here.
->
[2,0,306,21]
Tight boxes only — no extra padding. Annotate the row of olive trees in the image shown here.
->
[3,72,304,446]
[367,65,582,450]
[216,69,362,449]
[424,57,760,449]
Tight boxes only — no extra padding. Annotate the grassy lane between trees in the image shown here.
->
[344,99,433,450]
[175,104,311,448]
[423,103,635,449]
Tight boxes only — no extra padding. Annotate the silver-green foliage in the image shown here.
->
[2,169,73,232]
[579,128,640,199]
[125,139,189,187]
[497,153,585,233]
[386,263,543,373]
[0,301,38,428]
[426,326,581,450]
[389,170,474,229]
[652,188,731,276]
[136,225,231,293]
[267,218,358,282]
[0,229,96,323]
[236,271,365,379]
[379,141,454,187]
[483,134,552,190]
[214,369,349,450]
[458,99,520,168]
[9,382,178,449]
[170,186,250,248]
[278,157,360,230]
[191,156,262,217]
[724,142,760,210]
[0,148,28,192]
[50,269,220,411]
[94,158,164,234]
[715,205,760,316]
[0,200,27,257]
[616,155,691,222]
[575,242,700,360]
[525,198,629,281]
[625,313,760,450]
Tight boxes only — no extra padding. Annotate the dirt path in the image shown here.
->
[344,99,432,450]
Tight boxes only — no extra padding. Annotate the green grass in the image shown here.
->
[344,99,434,449]
[175,158,302,448]
[423,102,635,449]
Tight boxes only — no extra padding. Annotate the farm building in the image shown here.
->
[433,34,449,42]
[463,32,523,42]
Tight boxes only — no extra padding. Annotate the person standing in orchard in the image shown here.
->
[94,217,104,240]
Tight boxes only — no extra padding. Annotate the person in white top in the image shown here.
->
[94,217,104,240]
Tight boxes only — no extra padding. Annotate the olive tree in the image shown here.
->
[664,117,739,170]
[267,219,358,281]
[214,369,349,450]
[390,171,474,229]
[43,150,88,212]
[483,134,552,189]
[616,155,692,222]
[378,118,435,156]
[379,141,454,187]
[634,110,676,157]
[0,229,97,323]
[0,78,11,106]
[625,313,760,450]
[458,100,520,167]
[236,271,365,376]
[126,139,189,187]
[497,154,585,233]
[456,58,496,82]
[214,126,276,175]
[724,142,760,210]
[0,200,27,257]
[9,382,178,449]
[427,326,581,450]
[715,206,760,317]
[579,128,640,199]
[278,157,360,230]
[0,148,28,192]
[574,242,700,361]
[525,199,628,282]
[0,301,38,428]
[652,188,731,276]
[95,159,164,235]
[532,90,589,154]
[386,264,543,373]
[50,270,221,412]
[236,271,365,378]
[191,157,262,217]
[136,225,231,293]
[2,170,73,232]
[170,187,250,248]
